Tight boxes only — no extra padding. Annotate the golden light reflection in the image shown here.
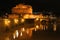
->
[13,30,19,39]
[13,33,16,39]
[53,24,56,31]
[14,19,18,24]
[26,29,29,34]
[12,4,32,14]
[15,30,19,37]
[21,27,25,32]
[40,24,43,30]
[4,19,10,26]
[20,32,23,36]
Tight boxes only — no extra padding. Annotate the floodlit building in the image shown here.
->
[12,4,32,15]
[8,14,19,19]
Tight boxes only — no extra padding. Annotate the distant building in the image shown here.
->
[12,4,33,15]
[8,14,19,19]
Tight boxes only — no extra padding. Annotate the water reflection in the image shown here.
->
[21,27,25,32]
[34,28,37,31]
[15,30,19,38]
[26,29,29,34]
[0,18,58,40]
[13,33,15,39]
[13,30,19,39]
[53,23,57,31]
[11,29,32,40]
[40,24,43,30]
[5,36,10,40]
[20,32,23,36]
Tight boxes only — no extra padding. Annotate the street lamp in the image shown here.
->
[35,18,39,21]
[14,19,18,24]
[4,19,10,26]
[21,18,25,23]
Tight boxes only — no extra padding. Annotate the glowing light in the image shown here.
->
[13,34,15,39]
[12,4,32,14]
[16,30,19,37]
[21,18,25,23]
[26,29,29,34]
[35,18,39,21]
[13,30,19,39]
[14,19,18,24]
[22,28,25,32]
[20,32,23,36]
[23,14,29,19]
[40,19,43,22]
[36,25,39,29]
[53,24,56,31]
[4,19,10,26]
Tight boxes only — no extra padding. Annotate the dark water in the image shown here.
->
[0,19,60,40]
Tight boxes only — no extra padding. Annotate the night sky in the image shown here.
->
[0,0,60,15]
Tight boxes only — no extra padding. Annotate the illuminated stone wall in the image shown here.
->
[8,14,19,19]
[12,4,32,14]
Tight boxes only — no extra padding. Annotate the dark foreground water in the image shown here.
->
[0,20,60,40]
[0,27,60,40]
